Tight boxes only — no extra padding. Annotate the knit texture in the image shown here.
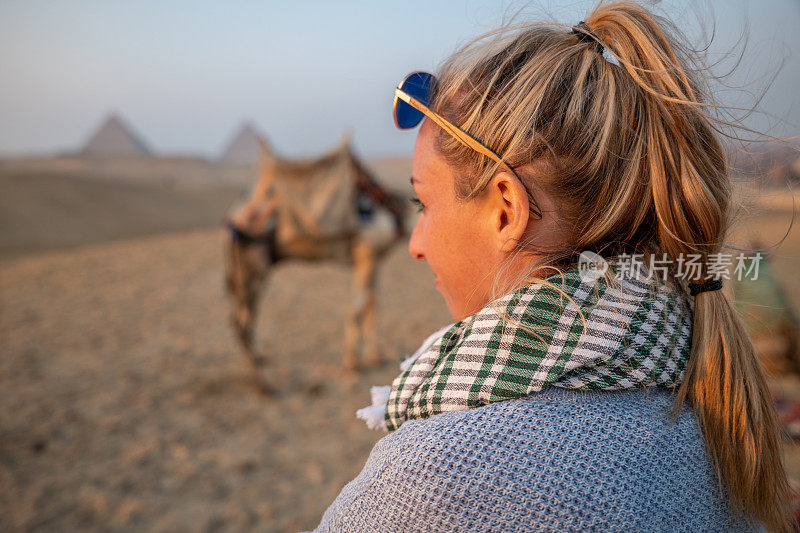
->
[314,388,761,532]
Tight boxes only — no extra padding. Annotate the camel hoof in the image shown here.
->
[254,379,274,397]
[364,353,381,368]
[343,360,361,373]
[304,382,325,397]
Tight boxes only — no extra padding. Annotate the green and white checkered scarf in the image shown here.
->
[357,262,694,432]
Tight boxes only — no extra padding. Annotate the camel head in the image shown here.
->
[347,147,408,239]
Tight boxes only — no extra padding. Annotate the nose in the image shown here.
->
[408,214,425,261]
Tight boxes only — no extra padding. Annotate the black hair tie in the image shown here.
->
[572,21,604,54]
[688,278,723,296]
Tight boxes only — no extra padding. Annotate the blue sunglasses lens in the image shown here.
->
[395,72,435,129]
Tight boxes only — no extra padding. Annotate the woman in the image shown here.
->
[313,2,793,531]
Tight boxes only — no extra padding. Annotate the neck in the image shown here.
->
[488,252,551,301]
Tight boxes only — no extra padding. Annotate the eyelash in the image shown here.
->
[410,196,425,213]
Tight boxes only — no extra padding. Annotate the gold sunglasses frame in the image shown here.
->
[393,74,543,220]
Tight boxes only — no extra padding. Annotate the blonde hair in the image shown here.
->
[429,2,793,530]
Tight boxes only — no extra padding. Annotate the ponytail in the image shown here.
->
[674,286,792,530]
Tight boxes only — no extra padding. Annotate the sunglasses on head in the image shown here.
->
[393,71,543,220]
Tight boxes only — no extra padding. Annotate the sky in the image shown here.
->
[1,0,798,159]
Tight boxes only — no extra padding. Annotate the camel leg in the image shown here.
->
[362,283,379,367]
[227,239,256,365]
[343,309,360,372]
[345,240,379,370]
[225,234,271,393]
[235,292,261,371]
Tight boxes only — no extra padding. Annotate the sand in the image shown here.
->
[0,228,453,532]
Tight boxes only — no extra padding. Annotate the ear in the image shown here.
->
[484,171,530,253]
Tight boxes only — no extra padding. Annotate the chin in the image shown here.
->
[439,287,470,320]
[447,295,488,321]
[441,298,459,320]
[446,303,469,321]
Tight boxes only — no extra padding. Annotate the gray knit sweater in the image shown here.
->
[312,387,760,532]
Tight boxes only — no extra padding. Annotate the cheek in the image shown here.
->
[437,211,491,283]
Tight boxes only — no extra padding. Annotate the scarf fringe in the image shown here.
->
[357,323,456,432]
[356,386,391,431]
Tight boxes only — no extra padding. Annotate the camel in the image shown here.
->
[224,134,406,383]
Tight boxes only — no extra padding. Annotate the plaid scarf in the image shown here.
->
[357,263,694,432]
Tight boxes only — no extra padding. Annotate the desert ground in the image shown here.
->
[1,157,798,532]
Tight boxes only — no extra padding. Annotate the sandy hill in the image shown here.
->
[0,155,413,261]
[0,171,248,261]
[0,155,257,185]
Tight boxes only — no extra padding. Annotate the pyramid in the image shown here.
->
[81,113,151,157]
[219,122,264,164]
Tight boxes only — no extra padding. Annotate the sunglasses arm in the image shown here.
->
[395,90,507,168]
[394,89,542,220]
